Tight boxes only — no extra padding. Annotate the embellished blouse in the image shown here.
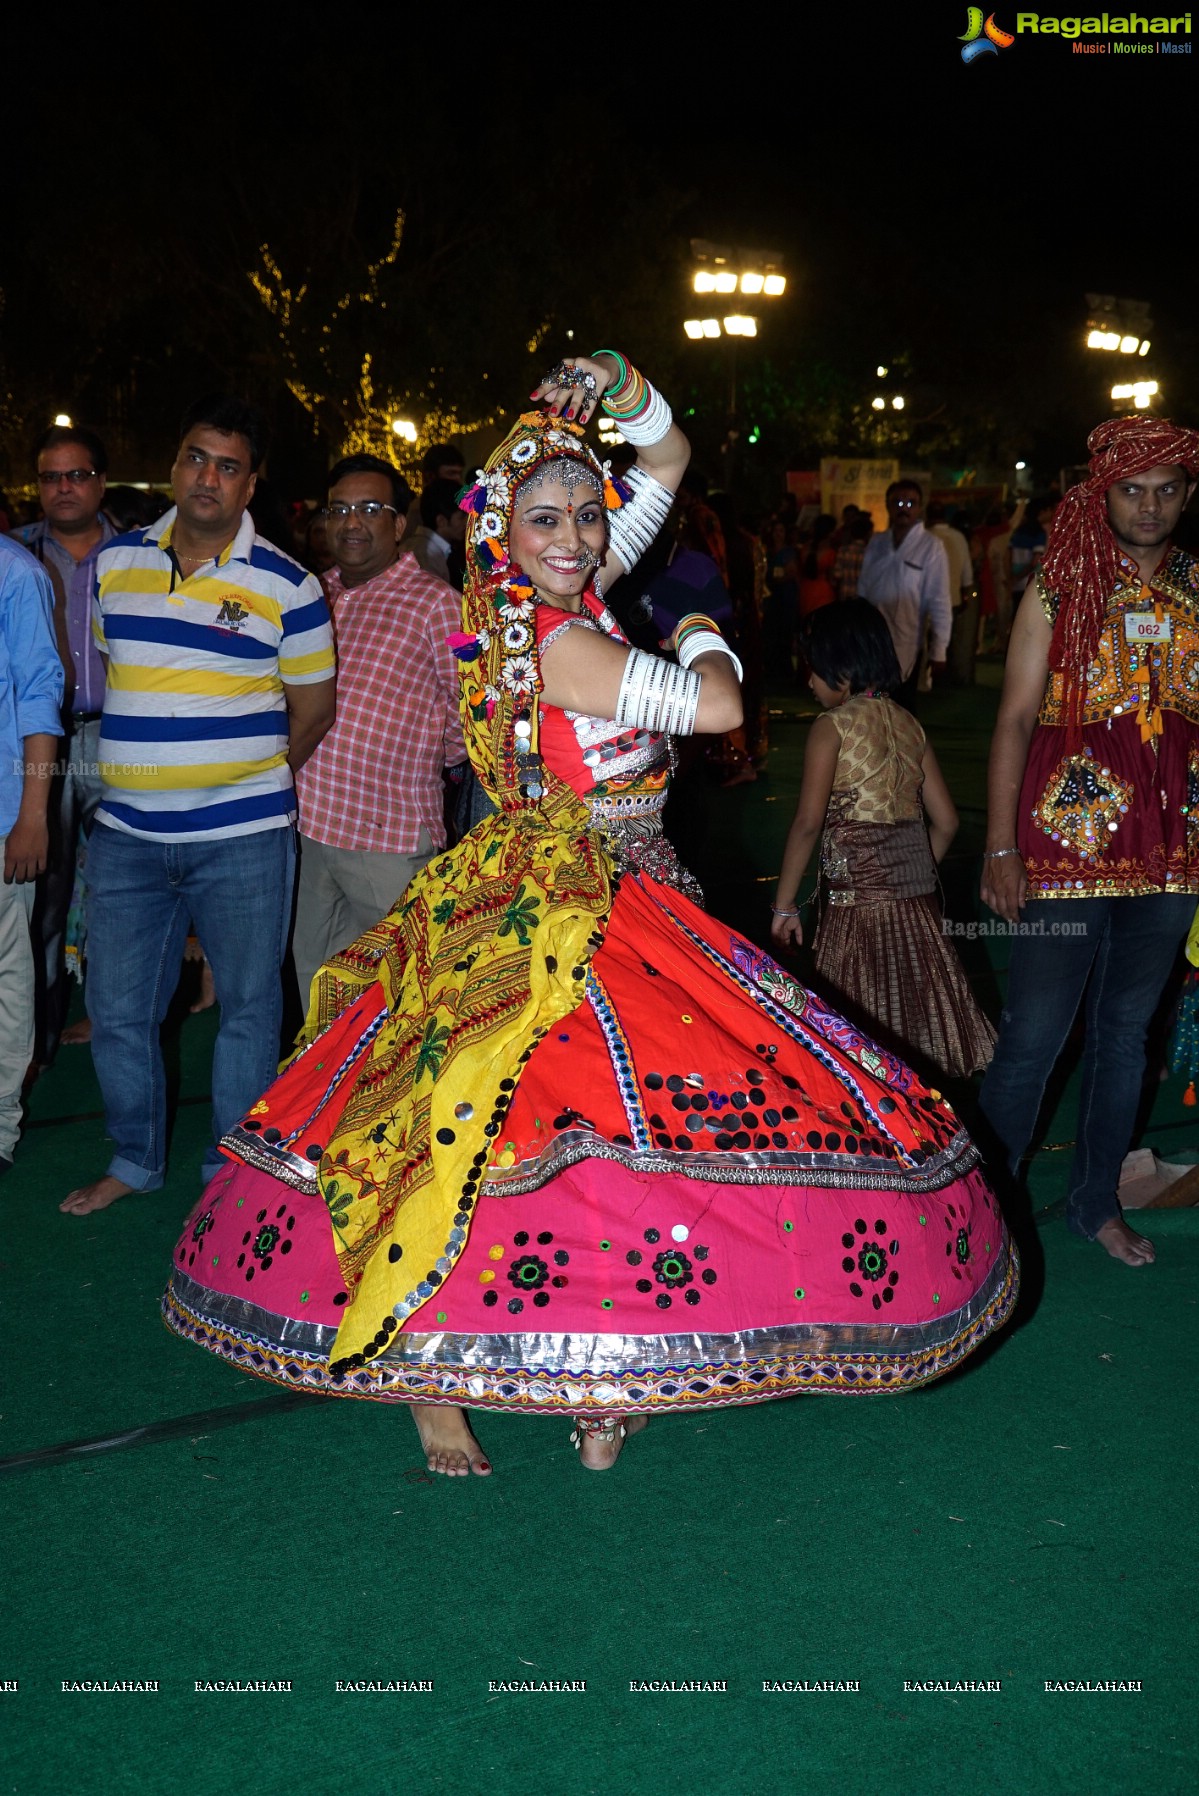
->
[1018,545,1199,898]
[535,594,699,901]
[820,693,936,907]
[825,693,926,826]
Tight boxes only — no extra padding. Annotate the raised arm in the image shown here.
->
[980,582,1052,921]
[531,352,689,585]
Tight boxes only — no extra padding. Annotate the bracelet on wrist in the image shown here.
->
[982,847,1022,860]
[674,612,720,648]
[591,348,629,396]
[771,906,800,917]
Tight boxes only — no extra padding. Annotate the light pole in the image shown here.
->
[1111,379,1160,412]
[866,363,907,445]
[684,241,786,489]
[1084,295,1155,414]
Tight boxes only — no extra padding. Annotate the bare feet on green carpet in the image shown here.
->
[574,1414,647,1471]
[411,1404,491,1476]
[60,1176,135,1216]
[60,1018,92,1045]
[1095,1217,1155,1266]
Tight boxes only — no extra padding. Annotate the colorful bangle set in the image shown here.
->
[673,613,721,653]
[592,349,649,421]
[674,613,744,683]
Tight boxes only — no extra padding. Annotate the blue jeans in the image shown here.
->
[978,894,1193,1238]
[86,821,296,1191]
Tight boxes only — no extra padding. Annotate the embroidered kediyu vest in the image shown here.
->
[1017,545,1199,898]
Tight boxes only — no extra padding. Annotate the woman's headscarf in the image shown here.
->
[451,411,630,802]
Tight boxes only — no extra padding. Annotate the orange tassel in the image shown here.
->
[1184,1082,1196,1107]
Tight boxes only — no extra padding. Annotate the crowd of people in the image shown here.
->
[1,354,1195,1476]
[761,486,1065,697]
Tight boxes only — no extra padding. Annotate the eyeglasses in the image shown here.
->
[322,501,398,521]
[38,468,97,486]
[891,497,920,510]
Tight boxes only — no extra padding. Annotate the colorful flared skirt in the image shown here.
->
[163,870,1017,1412]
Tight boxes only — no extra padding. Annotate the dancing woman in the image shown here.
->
[164,352,1017,1473]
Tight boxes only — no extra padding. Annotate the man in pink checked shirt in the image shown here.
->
[293,454,465,1005]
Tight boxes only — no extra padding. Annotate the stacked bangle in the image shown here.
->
[592,348,629,397]
[615,648,701,736]
[675,615,743,683]
[606,465,673,572]
[592,348,673,446]
[593,349,646,419]
[674,613,720,654]
[771,906,799,917]
[982,847,1021,860]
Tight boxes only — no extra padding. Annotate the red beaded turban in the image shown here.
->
[1042,415,1199,724]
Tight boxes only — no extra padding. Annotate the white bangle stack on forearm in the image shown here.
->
[606,465,674,574]
[617,385,673,446]
[676,630,743,683]
[615,649,701,735]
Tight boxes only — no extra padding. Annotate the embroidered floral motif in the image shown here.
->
[500,655,536,695]
[497,883,541,945]
[652,1248,694,1288]
[414,1019,452,1082]
[507,1254,549,1290]
[252,1224,280,1262]
[1186,749,1199,857]
[1031,751,1133,859]
[841,1217,900,1311]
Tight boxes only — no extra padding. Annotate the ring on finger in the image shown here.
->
[545,361,598,396]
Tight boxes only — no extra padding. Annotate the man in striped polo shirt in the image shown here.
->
[61,396,336,1216]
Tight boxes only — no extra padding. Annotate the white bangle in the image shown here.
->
[606,465,673,573]
[615,648,701,735]
[676,629,743,683]
[618,384,673,447]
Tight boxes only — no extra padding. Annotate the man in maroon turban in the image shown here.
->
[979,415,1199,1265]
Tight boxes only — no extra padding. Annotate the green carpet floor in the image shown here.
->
[3,671,1196,1796]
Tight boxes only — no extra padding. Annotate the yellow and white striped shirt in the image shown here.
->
[93,507,334,841]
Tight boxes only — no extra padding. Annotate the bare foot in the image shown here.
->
[190,962,216,1014]
[60,1018,93,1046]
[1095,1217,1156,1266]
[60,1175,136,1216]
[410,1403,491,1476]
[573,1414,647,1471]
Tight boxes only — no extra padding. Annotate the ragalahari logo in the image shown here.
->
[960,7,1015,59]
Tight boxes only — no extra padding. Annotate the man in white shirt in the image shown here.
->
[926,499,977,685]
[857,480,952,706]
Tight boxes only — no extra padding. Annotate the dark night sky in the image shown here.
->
[2,3,1195,488]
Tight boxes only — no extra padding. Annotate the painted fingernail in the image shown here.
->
[565,407,575,420]
[529,390,539,398]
